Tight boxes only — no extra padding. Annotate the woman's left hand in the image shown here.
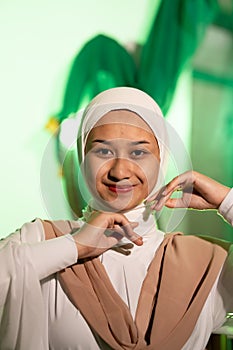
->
[145,171,231,211]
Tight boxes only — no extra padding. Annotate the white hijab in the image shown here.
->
[57,86,191,231]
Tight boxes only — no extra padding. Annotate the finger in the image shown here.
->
[162,172,194,196]
[133,237,143,246]
[111,246,132,256]
[164,198,183,208]
[145,185,166,203]
[106,214,143,246]
[109,221,138,235]
[150,177,194,211]
[149,189,176,211]
[164,195,192,209]
[151,189,190,211]
[106,226,143,246]
[121,222,143,246]
[105,230,125,243]
[151,197,167,211]
[119,243,134,249]
[130,222,139,229]
[162,178,183,196]
[145,178,187,209]
[111,242,134,255]
[105,216,141,244]
[152,197,183,210]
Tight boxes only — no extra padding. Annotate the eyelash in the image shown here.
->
[94,148,113,157]
[131,149,148,158]
[93,148,149,159]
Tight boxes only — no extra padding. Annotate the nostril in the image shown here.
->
[108,174,118,182]
[108,158,132,181]
[108,173,130,182]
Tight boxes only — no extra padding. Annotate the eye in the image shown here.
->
[131,149,148,158]
[94,148,114,158]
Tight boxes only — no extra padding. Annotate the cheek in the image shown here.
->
[83,155,108,190]
[140,157,160,192]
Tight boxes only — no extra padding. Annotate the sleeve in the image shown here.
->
[0,218,79,280]
[0,234,48,349]
[218,188,233,226]
[209,189,233,336]
[217,245,233,312]
[0,218,80,349]
[212,246,233,336]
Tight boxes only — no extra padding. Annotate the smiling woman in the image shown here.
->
[84,110,160,212]
[1,87,233,350]
[76,87,168,215]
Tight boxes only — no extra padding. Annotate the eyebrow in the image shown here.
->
[91,139,111,145]
[91,139,150,145]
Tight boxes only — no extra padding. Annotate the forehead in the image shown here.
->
[88,123,154,142]
[85,110,160,160]
[86,110,159,147]
[92,109,153,133]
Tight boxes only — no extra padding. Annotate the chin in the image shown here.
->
[93,188,144,212]
[91,197,135,213]
[104,198,142,213]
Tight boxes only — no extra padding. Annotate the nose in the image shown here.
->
[108,157,133,181]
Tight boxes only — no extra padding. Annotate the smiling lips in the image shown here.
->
[108,184,135,193]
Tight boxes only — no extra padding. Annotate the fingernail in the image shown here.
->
[134,237,143,246]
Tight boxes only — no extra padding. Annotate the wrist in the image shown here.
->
[217,186,231,208]
[73,235,94,259]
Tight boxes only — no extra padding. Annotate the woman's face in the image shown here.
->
[84,110,160,212]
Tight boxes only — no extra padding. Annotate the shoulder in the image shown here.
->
[1,218,83,246]
[165,232,227,263]
[0,218,45,246]
[168,232,227,247]
[165,232,209,247]
[41,219,82,235]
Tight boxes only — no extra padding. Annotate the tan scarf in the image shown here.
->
[43,220,227,350]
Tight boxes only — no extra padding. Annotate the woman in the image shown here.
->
[0,87,233,350]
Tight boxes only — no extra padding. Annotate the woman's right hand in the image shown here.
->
[72,211,143,259]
